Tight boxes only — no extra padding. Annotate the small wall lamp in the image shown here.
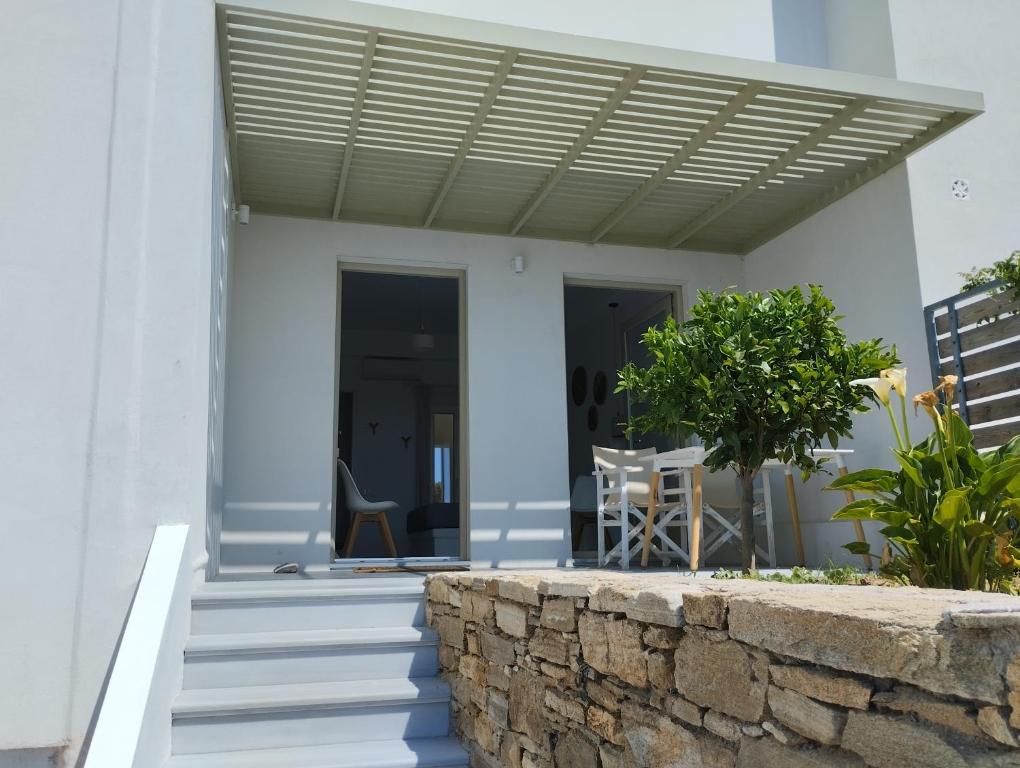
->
[511,254,525,274]
[233,204,251,225]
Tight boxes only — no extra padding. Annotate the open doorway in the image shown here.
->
[563,282,681,559]
[334,269,463,562]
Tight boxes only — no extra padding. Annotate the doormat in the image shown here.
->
[353,564,470,574]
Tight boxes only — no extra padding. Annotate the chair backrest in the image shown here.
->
[592,446,657,506]
[700,466,742,510]
[337,460,369,509]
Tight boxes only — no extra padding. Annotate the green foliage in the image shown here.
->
[830,377,1020,592]
[960,250,1020,322]
[616,286,896,477]
[712,564,863,585]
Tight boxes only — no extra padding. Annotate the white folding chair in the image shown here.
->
[592,447,660,569]
[640,447,704,567]
[699,467,776,568]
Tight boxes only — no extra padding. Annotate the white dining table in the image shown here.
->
[637,447,867,570]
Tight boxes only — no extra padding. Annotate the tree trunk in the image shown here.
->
[739,470,756,574]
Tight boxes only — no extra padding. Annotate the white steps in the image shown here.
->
[165,736,468,768]
[172,678,452,754]
[170,576,466,766]
[191,579,427,634]
[183,626,438,688]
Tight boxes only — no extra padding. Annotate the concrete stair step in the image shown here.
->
[183,627,438,688]
[165,736,468,768]
[171,678,451,755]
[191,579,426,633]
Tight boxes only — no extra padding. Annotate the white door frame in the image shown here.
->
[332,261,469,565]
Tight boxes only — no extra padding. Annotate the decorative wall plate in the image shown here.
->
[593,371,608,405]
[571,366,587,406]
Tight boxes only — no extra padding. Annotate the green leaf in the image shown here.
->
[844,541,874,555]
[976,458,1020,500]
[893,451,926,489]
[826,468,899,493]
[833,499,898,521]
[934,488,971,531]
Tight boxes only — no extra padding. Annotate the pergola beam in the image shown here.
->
[590,82,765,243]
[424,49,517,228]
[509,67,645,235]
[331,30,377,220]
[666,97,872,248]
[740,110,970,254]
[216,7,242,203]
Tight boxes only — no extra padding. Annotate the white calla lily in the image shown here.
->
[850,377,893,406]
[881,367,908,397]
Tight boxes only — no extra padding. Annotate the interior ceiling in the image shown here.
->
[217,4,982,254]
[341,271,458,333]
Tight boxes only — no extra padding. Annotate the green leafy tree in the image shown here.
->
[617,286,897,571]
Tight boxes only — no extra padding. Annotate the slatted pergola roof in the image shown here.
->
[217,1,983,254]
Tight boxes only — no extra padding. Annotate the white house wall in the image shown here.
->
[0,0,216,763]
[351,0,777,61]
[224,217,745,567]
[772,0,1020,306]
[887,0,1020,304]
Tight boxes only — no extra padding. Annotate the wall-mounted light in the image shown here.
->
[233,204,251,224]
[511,254,525,274]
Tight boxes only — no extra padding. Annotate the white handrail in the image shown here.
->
[83,524,191,768]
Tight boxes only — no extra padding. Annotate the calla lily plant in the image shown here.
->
[832,369,1020,591]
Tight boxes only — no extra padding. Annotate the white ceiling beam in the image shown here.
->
[331,30,377,220]
[508,67,645,235]
[667,98,872,248]
[423,49,517,228]
[740,110,971,254]
[590,83,765,243]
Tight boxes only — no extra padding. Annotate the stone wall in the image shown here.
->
[426,570,1020,768]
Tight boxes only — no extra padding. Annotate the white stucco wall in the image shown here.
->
[224,217,744,567]
[0,0,215,762]
[887,0,1020,305]
[355,0,777,61]
[774,0,1018,306]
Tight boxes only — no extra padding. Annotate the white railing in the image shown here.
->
[83,525,191,768]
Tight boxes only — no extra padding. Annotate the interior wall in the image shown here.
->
[354,0,777,61]
[224,216,744,568]
[337,323,459,558]
[744,166,930,566]
[0,0,215,762]
[563,287,674,489]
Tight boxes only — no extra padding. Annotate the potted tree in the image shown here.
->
[617,285,896,572]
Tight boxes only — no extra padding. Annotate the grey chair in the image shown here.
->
[337,460,398,558]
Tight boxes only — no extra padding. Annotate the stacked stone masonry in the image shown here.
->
[426,570,1020,768]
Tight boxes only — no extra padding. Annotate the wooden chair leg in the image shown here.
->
[784,469,806,567]
[690,464,703,571]
[377,511,398,558]
[838,464,874,570]
[342,512,363,558]
[641,471,661,568]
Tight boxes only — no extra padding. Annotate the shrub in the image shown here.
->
[617,285,896,571]
[831,373,1020,592]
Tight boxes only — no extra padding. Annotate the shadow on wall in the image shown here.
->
[469,499,571,568]
[219,501,331,567]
